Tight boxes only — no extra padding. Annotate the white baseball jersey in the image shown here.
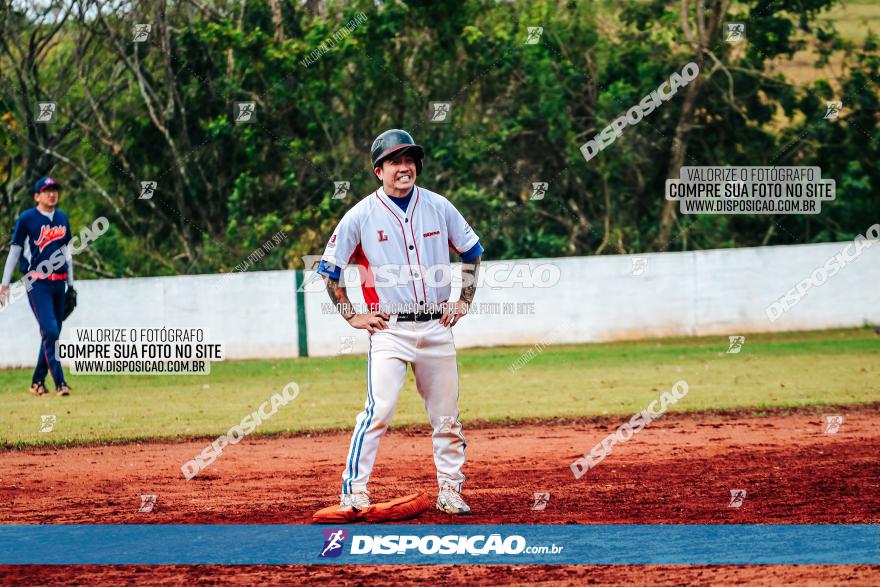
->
[319,186,480,312]
[320,184,481,495]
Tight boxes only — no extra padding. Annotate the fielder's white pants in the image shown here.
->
[342,319,466,493]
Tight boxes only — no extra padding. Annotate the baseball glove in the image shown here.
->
[62,286,77,321]
[312,492,432,524]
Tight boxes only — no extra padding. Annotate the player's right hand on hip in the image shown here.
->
[348,311,391,334]
[0,285,10,306]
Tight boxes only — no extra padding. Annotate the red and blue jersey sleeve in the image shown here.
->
[460,241,484,262]
[319,209,360,281]
[444,198,481,258]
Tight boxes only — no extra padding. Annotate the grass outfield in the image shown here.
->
[761,0,878,87]
[818,0,880,43]
[1,328,878,448]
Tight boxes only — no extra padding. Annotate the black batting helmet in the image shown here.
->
[370,129,424,179]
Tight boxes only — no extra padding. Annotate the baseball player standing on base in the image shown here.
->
[0,177,74,397]
[318,129,483,515]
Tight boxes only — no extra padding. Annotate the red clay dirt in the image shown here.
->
[1,405,878,584]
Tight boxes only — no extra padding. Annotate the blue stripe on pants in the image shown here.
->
[342,338,374,493]
[350,338,375,490]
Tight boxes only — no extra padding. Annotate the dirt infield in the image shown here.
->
[1,405,878,584]
[1,564,878,586]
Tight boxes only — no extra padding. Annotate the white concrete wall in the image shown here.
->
[0,270,298,368]
[1,241,877,367]
[305,240,879,355]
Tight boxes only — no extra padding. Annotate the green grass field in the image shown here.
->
[819,0,880,43]
[763,0,879,86]
[1,328,878,448]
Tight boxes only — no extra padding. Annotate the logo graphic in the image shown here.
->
[339,336,355,354]
[580,62,700,163]
[34,225,67,252]
[532,492,550,511]
[429,101,451,123]
[824,101,842,120]
[234,102,256,123]
[132,23,151,42]
[530,182,548,201]
[378,230,389,242]
[823,414,844,434]
[423,230,440,238]
[333,181,350,200]
[320,528,348,558]
[295,255,326,293]
[39,415,56,433]
[438,416,455,434]
[139,181,157,200]
[631,257,648,276]
[349,533,536,555]
[725,23,746,43]
[35,102,56,123]
[525,27,544,45]
[728,489,747,508]
[727,335,746,354]
[138,495,157,513]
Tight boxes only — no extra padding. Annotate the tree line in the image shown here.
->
[1,0,877,279]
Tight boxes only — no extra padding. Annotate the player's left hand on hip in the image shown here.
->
[441,300,469,327]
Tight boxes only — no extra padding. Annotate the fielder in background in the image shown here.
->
[318,129,484,515]
[0,177,75,397]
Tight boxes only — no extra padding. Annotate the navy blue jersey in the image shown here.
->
[11,208,72,276]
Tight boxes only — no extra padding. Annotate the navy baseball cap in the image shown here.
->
[34,176,62,192]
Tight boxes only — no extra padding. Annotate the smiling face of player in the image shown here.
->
[376,153,417,197]
[34,188,59,212]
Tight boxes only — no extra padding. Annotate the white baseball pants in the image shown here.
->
[342,319,467,493]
